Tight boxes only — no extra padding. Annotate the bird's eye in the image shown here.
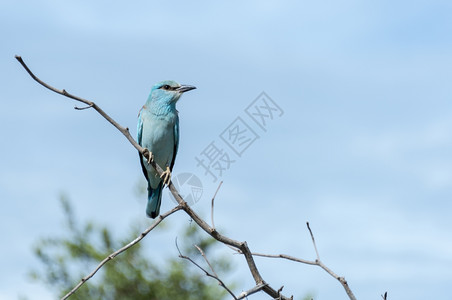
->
[162,85,171,90]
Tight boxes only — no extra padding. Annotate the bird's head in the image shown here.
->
[149,80,196,105]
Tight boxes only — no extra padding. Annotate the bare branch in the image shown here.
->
[306,222,320,260]
[306,223,356,300]
[61,205,182,300]
[168,182,293,299]
[176,240,237,299]
[14,55,150,164]
[381,292,388,300]
[248,223,357,300]
[211,180,223,230]
[249,252,317,265]
[194,245,218,278]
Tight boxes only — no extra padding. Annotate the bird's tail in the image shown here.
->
[146,182,164,218]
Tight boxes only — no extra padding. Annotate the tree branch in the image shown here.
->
[168,183,293,299]
[14,55,149,163]
[194,244,218,278]
[61,205,182,300]
[211,180,223,230]
[247,223,357,300]
[176,240,237,299]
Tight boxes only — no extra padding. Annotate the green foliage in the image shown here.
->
[30,196,232,300]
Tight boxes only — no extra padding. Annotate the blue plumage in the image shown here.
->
[137,80,195,218]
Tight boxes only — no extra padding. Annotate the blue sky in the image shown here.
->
[1,0,451,299]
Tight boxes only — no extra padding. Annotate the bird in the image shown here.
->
[137,80,196,218]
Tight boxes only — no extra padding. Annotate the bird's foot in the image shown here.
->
[160,166,172,186]
[143,148,154,164]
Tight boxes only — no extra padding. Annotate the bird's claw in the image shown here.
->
[143,148,154,164]
[160,166,172,186]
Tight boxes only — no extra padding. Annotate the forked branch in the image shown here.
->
[176,239,237,299]
[248,223,357,300]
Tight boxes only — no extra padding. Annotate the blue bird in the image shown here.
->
[137,80,196,218]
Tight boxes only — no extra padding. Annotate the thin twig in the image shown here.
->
[211,181,223,230]
[306,223,356,300]
[250,252,317,265]
[194,245,218,278]
[176,239,237,299]
[381,292,388,300]
[306,222,320,260]
[61,205,182,300]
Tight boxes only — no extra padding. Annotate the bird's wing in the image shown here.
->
[137,109,143,146]
[170,116,179,171]
[137,108,149,181]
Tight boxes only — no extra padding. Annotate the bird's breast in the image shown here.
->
[140,112,177,163]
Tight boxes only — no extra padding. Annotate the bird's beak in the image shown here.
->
[176,85,196,93]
